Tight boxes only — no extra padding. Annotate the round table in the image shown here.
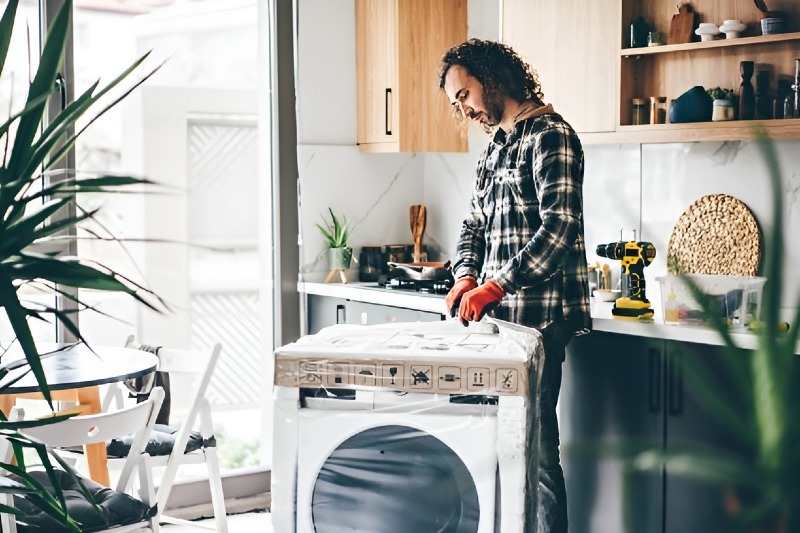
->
[0,342,158,486]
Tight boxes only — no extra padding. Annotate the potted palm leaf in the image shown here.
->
[0,0,165,529]
[625,131,800,532]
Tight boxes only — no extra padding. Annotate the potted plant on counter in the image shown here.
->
[317,208,353,282]
[0,0,165,528]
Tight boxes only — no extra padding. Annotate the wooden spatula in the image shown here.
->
[409,204,427,262]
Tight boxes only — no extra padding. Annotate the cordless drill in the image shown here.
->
[596,240,656,320]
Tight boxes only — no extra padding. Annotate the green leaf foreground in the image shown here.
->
[626,129,800,531]
[0,0,166,528]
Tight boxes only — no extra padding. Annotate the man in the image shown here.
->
[439,39,591,533]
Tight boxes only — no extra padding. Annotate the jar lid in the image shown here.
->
[650,96,667,102]
[632,98,647,104]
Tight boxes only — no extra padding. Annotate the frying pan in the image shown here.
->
[387,261,453,282]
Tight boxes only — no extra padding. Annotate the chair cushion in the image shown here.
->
[12,470,156,532]
[107,424,208,458]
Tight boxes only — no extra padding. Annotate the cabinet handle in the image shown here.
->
[667,350,683,416]
[648,348,661,413]
[336,304,346,324]
[385,88,392,136]
[55,73,67,111]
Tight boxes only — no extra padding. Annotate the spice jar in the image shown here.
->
[650,96,667,124]
[631,98,649,125]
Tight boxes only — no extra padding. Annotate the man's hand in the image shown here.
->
[458,280,505,325]
[445,277,478,317]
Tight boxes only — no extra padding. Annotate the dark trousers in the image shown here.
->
[530,320,569,533]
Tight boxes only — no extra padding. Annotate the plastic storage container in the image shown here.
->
[656,274,767,327]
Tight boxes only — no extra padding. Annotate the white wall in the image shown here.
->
[295,1,800,319]
[295,0,497,279]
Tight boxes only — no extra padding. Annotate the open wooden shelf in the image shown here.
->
[580,119,800,144]
[502,0,800,145]
[621,31,800,57]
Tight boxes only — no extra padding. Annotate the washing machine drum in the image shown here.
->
[311,424,481,532]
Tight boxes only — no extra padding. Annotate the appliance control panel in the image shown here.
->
[274,356,527,396]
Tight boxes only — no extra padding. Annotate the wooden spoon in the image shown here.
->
[409,204,427,262]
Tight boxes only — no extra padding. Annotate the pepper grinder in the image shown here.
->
[755,70,771,119]
[739,61,755,120]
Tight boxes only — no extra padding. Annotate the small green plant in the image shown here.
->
[316,208,349,249]
[707,87,735,100]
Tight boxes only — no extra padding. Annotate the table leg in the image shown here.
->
[75,387,109,487]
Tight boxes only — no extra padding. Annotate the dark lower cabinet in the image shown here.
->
[562,332,663,533]
[563,332,756,533]
[307,295,445,334]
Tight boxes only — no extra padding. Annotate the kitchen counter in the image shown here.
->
[299,281,448,314]
[298,282,800,354]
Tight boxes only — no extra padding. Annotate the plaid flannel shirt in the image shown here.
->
[452,104,592,335]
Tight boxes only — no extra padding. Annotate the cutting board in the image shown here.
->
[668,3,697,44]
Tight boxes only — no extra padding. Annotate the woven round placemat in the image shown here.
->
[667,194,761,276]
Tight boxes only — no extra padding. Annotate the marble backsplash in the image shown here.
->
[298,136,800,316]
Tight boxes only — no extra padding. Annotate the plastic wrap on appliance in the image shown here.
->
[271,318,544,532]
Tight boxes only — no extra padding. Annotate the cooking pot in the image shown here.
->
[384,244,412,264]
[387,261,453,282]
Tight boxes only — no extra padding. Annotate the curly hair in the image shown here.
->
[438,39,544,106]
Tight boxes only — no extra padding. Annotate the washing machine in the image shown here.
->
[272,319,543,533]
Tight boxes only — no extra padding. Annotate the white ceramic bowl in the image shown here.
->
[719,19,745,38]
[593,289,621,302]
[695,22,721,41]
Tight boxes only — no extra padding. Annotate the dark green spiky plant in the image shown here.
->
[0,0,165,529]
[628,131,800,532]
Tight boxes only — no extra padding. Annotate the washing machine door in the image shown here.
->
[311,424,481,533]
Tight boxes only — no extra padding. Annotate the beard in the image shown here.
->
[476,88,505,132]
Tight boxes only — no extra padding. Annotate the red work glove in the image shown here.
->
[445,277,478,318]
[458,280,505,325]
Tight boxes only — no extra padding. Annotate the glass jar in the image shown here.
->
[648,31,665,47]
[631,98,649,125]
[650,96,667,124]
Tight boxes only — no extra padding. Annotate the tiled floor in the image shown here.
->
[161,511,272,532]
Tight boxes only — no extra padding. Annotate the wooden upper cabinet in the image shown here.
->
[502,0,620,134]
[505,0,800,144]
[356,0,468,153]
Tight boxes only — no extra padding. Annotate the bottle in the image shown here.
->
[630,16,649,48]
[793,58,800,119]
[664,293,679,324]
[739,61,755,120]
[775,79,791,119]
[784,93,795,119]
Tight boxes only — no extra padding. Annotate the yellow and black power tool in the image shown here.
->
[596,240,657,320]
